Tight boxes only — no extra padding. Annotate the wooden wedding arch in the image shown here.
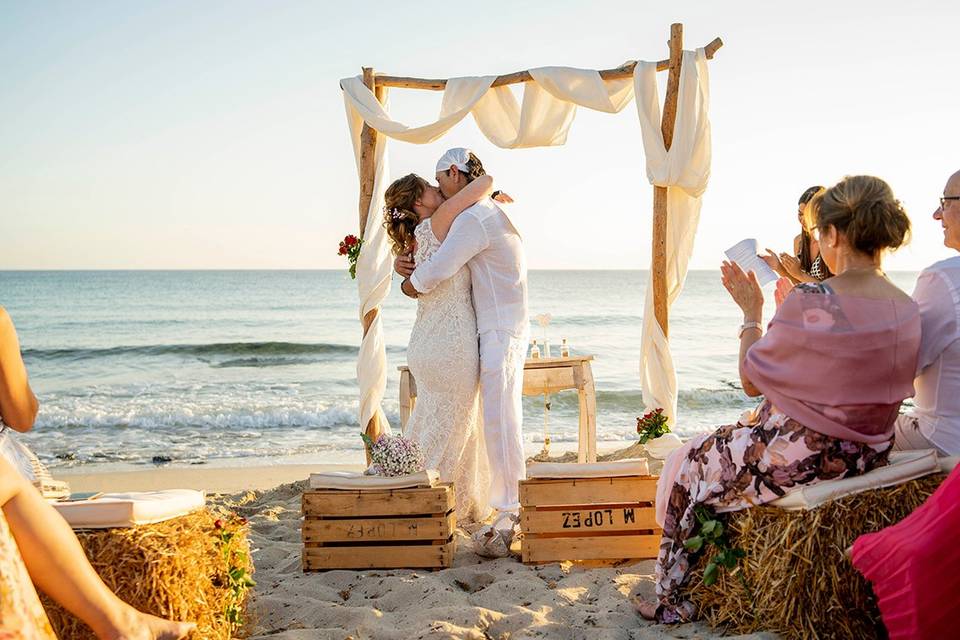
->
[348,24,723,448]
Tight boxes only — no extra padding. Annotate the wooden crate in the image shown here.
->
[519,475,661,564]
[301,483,455,571]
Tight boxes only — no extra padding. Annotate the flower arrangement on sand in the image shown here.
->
[361,433,426,477]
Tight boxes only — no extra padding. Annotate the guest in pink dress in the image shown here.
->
[851,463,960,639]
[636,175,919,623]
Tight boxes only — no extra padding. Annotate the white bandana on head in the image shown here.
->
[435,147,473,174]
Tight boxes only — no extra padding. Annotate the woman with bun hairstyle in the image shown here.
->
[636,175,920,623]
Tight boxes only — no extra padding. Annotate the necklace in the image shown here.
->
[835,265,886,279]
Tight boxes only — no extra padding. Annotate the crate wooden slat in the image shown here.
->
[519,475,657,506]
[522,534,661,564]
[302,484,454,517]
[521,504,659,534]
[303,512,455,544]
[520,475,661,564]
[303,542,454,570]
[302,483,455,571]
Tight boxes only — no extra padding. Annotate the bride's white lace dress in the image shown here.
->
[404,218,491,523]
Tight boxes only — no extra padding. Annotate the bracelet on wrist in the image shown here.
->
[739,321,762,339]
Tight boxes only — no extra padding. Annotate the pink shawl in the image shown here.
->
[743,290,920,444]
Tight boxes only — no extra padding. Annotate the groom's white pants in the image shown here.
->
[479,330,528,517]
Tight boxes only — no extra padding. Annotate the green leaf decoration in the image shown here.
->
[703,562,719,586]
[360,432,375,452]
[683,535,704,552]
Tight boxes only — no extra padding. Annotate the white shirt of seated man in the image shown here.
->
[401,148,529,556]
[898,255,960,455]
[896,170,960,456]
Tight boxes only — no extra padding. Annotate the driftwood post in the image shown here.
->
[358,66,384,459]
[651,23,684,339]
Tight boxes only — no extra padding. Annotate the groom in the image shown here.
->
[397,148,529,550]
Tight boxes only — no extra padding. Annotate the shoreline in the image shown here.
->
[52,439,637,494]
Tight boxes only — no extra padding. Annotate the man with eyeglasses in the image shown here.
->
[893,170,960,455]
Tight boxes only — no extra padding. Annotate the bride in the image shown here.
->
[382,172,503,524]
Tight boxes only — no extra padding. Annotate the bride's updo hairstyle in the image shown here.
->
[383,174,428,256]
[812,175,911,255]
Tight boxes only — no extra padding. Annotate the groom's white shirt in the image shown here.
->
[410,198,528,337]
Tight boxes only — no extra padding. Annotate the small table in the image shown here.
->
[398,355,597,463]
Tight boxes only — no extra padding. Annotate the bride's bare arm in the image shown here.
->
[0,307,38,432]
[430,175,494,242]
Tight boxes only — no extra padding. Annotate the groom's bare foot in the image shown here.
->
[99,608,195,640]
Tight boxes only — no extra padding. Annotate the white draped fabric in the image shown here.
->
[341,51,711,443]
[635,50,711,451]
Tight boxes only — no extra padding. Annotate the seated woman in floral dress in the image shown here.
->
[0,305,194,639]
[635,175,920,623]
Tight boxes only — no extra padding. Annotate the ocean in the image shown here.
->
[0,269,920,470]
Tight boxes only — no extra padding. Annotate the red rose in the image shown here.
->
[214,519,224,530]
[344,235,358,247]
[338,244,348,256]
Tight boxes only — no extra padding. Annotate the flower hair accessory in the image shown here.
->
[383,205,404,220]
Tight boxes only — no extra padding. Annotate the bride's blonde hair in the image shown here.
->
[383,174,427,256]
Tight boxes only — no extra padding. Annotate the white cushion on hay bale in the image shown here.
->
[52,489,205,529]
[769,449,956,510]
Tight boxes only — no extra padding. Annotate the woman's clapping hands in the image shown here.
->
[720,261,763,320]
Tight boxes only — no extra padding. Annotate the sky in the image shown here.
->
[1,0,958,271]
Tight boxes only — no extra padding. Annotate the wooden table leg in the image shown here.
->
[582,363,597,462]
[577,365,589,464]
[399,370,412,432]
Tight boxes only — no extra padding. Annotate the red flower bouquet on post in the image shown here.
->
[636,407,670,444]
[338,234,362,279]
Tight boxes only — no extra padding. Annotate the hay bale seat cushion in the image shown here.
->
[688,451,949,640]
[42,507,252,640]
[52,489,206,528]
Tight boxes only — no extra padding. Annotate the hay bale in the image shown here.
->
[42,508,253,640]
[688,474,943,640]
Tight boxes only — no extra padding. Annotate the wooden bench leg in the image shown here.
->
[577,387,589,464]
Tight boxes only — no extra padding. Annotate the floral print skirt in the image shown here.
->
[653,401,892,623]
[0,510,57,639]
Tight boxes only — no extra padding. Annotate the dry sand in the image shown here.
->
[216,480,778,640]
[57,456,780,639]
